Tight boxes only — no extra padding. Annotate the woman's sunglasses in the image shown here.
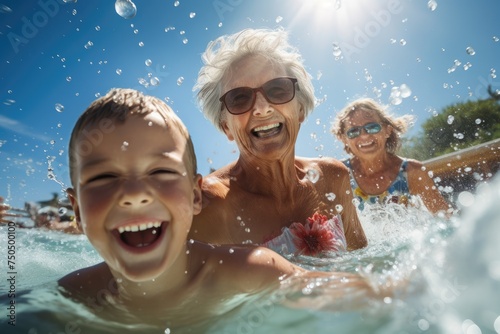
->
[219,77,298,115]
[345,122,382,139]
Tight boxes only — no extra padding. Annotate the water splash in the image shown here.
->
[115,0,137,19]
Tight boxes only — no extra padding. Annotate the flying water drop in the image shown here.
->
[332,43,342,58]
[115,0,137,19]
[427,0,437,11]
[465,46,475,56]
[306,169,320,183]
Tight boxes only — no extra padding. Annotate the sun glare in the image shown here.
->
[291,0,374,36]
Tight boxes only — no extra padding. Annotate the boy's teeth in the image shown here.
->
[118,221,162,234]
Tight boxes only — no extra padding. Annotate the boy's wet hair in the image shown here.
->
[68,88,197,186]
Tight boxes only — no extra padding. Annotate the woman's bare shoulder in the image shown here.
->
[297,156,348,171]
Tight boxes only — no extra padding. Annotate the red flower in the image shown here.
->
[289,213,339,256]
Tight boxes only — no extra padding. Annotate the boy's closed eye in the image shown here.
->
[149,168,187,179]
[85,173,118,184]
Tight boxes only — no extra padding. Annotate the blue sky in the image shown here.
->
[0,0,499,208]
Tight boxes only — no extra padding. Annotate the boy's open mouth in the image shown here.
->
[115,221,166,248]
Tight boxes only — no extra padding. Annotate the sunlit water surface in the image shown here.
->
[1,177,500,334]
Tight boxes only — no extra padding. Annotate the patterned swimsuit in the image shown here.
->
[262,214,347,256]
[343,159,411,210]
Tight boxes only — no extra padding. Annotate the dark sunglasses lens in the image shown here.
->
[346,128,361,139]
[365,123,382,134]
[224,88,254,114]
[263,78,295,103]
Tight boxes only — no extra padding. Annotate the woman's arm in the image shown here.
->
[406,159,452,214]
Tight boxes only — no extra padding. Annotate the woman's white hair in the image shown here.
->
[194,28,315,133]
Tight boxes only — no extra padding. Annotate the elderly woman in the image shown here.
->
[189,28,367,255]
[331,98,451,214]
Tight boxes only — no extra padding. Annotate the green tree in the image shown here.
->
[400,96,500,160]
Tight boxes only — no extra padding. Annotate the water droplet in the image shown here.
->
[138,41,144,47]
[176,77,184,86]
[115,0,137,19]
[447,115,454,124]
[188,239,194,244]
[490,68,497,79]
[475,118,481,124]
[399,39,407,46]
[189,12,196,18]
[332,42,342,57]
[66,76,72,82]
[84,41,93,49]
[55,103,64,112]
[0,4,12,13]
[465,46,475,56]
[275,16,283,23]
[95,25,101,31]
[427,0,437,11]
[229,248,234,254]
[174,1,180,7]
[463,62,472,70]
[182,38,188,44]
[145,59,152,66]
[150,77,160,86]
[244,228,251,233]
[306,169,320,183]
[493,36,499,42]
[335,204,343,212]
[399,84,412,98]
[116,68,122,75]
[326,193,336,201]
[121,141,129,151]
[390,97,402,106]
[458,191,474,207]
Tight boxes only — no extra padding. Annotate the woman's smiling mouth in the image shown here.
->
[251,123,282,138]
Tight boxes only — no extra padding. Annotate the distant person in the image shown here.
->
[331,98,452,214]
[189,28,367,253]
[0,196,14,224]
[36,206,82,234]
[60,88,391,330]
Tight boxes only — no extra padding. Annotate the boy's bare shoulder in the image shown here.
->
[194,243,303,292]
[58,262,113,295]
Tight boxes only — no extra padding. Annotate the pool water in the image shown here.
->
[1,177,500,334]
